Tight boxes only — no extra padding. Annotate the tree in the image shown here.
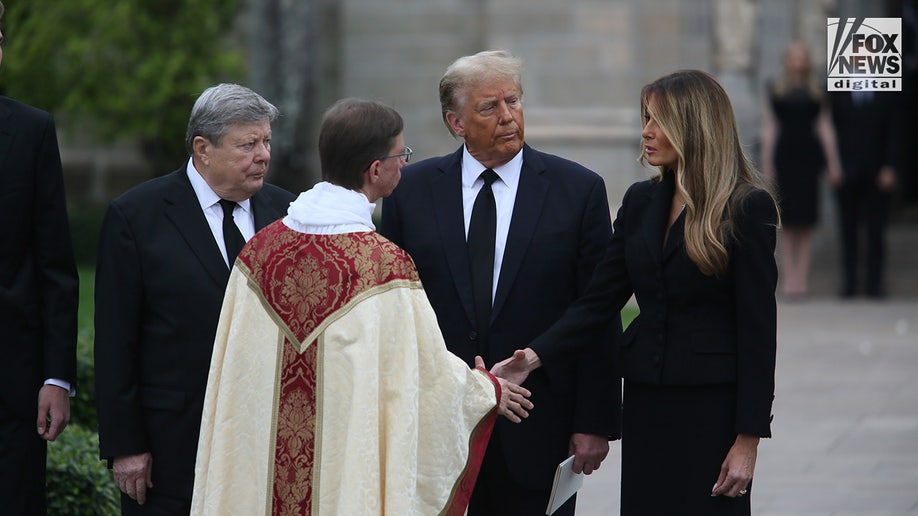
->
[247,0,342,193]
[1,0,245,174]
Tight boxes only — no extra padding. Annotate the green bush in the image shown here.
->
[69,205,106,267]
[46,424,119,516]
[71,335,98,431]
[72,267,98,430]
[44,267,117,515]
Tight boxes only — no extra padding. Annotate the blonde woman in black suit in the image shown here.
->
[494,69,779,515]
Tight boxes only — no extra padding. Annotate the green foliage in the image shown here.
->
[621,305,639,329]
[46,424,120,516]
[69,205,107,266]
[45,268,113,515]
[72,268,99,430]
[2,0,245,164]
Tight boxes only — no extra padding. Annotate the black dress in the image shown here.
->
[769,85,826,228]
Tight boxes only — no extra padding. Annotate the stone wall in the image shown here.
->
[65,0,887,213]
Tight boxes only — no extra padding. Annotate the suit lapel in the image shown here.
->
[163,167,231,287]
[642,171,675,266]
[491,146,549,320]
[0,101,13,174]
[251,187,287,231]
[662,211,686,263]
[431,151,478,327]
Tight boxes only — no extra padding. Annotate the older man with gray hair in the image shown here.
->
[94,83,295,514]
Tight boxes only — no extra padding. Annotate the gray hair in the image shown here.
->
[438,50,523,137]
[184,83,279,154]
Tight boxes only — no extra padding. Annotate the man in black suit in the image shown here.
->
[829,90,903,298]
[0,3,79,513]
[380,50,620,516]
[94,83,295,514]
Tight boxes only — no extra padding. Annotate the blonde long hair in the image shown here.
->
[640,70,776,276]
[771,41,823,100]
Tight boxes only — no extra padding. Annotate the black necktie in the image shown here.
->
[219,199,246,266]
[468,169,498,347]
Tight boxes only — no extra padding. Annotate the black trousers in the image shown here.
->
[835,178,891,296]
[120,491,191,515]
[0,414,48,516]
[468,431,576,516]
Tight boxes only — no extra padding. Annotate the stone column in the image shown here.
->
[712,0,760,147]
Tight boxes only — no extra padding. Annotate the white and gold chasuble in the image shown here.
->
[192,220,499,515]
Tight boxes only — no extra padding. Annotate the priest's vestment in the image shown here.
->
[191,199,499,515]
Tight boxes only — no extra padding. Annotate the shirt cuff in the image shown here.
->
[44,378,76,397]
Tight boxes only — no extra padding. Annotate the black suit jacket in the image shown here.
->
[531,172,778,437]
[93,164,294,500]
[380,144,621,489]
[829,91,904,181]
[0,97,78,421]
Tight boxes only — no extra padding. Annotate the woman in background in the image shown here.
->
[761,41,841,299]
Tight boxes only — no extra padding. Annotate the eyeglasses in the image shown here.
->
[378,146,413,163]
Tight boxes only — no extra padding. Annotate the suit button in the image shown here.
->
[656,313,664,321]
[469,331,478,341]
[652,354,661,364]
[657,334,664,343]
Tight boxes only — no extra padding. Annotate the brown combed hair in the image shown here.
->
[318,98,404,190]
[639,70,777,276]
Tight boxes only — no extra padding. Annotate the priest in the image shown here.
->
[191,98,533,515]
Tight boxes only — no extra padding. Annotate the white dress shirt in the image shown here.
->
[186,160,257,267]
[461,146,523,302]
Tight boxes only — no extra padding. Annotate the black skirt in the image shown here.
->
[620,381,752,516]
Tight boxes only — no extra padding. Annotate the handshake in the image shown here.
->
[474,348,543,423]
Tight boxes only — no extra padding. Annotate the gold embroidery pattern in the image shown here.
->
[239,222,419,344]
[272,338,318,515]
[237,223,420,513]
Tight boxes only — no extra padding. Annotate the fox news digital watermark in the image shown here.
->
[827,18,902,91]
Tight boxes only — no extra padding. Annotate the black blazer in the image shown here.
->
[380,144,621,489]
[829,91,903,180]
[531,171,778,437]
[0,97,78,421]
[93,165,294,500]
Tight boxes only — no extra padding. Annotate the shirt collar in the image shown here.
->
[460,145,524,188]
[186,159,252,213]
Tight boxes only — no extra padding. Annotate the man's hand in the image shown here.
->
[113,453,154,505]
[36,384,70,441]
[489,348,541,386]
[569,433,609,475]
[475,356,534,423]
[877,166,896,191]
[711,434,758,498]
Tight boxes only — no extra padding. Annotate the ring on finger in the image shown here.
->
[739,489,748,496]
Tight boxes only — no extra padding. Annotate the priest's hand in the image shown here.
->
[113,452,154,505]
[475,356,534,423]
[490,348,541,386]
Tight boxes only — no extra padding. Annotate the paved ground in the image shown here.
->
[574,218,918,515]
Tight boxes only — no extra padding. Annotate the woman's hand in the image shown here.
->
[711,433,759,498]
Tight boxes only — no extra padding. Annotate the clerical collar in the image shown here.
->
[283,181,376,235]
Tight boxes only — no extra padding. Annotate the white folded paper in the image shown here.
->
[545,455,583,515]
